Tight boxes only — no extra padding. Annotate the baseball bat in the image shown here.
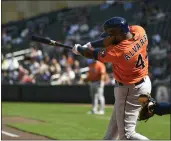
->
[31,35,73,50]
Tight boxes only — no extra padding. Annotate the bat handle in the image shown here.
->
[54,41,73,50]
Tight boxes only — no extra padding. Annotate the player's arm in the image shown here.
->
[100,67,106,87]
[72,44,117,63]
[89,39,105,48]
[85,36,115,48]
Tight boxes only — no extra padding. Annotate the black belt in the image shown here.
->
[115,78,145,86]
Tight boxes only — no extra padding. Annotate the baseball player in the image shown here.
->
[72,17,152,140]
[86,59,106,115]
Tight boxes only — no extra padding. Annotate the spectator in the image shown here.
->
[20,74,35,84]
[123,2,133,11]
[60,65,75,85]
[89,25,101,39]
[152,33,161,45]
[30,47,43,61]
[79,19,89,33]
[100,0,117,10]
[2,56,9,71]
[68,23,79,36]
[29,57,40,76]
[20,28,29,38]
[18,65,35,84]
[66,54,74,66]
[1,28,12,45]
[6,55,19,71]
[49,58,61,75]
[59,54,67,68]
[73,60,80,74]
[35,60,51,84]
[44,54,51,65]
[2,70,10,84]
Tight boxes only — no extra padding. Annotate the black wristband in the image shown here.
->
[77,46,99,60]
[93,48,100,60]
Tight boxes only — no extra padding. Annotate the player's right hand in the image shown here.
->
[82,42,92,48]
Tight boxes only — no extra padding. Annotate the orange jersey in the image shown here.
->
[98,25,148,84]
[87,61,106,81]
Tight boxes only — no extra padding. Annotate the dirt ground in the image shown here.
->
[1,116,51,140]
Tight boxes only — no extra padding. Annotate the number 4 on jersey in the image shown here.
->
[136,54,145,69]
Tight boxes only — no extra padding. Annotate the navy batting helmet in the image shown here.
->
[101,17,129,38]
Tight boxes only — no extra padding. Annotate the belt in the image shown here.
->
[115,78,145,86]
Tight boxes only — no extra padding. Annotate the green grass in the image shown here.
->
[2,102,170,140]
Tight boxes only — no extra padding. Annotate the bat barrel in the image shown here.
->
[31,35,73,49]
[31,35,51,44]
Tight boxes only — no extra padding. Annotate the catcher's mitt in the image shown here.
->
[138,96,156,122]
[138,103,155,122]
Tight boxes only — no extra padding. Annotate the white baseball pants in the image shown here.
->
[90,82,105,112]
[104,76,152,140]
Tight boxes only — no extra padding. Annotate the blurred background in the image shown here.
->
[1,0,171,104]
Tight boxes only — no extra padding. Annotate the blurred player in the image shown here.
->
[72,17,152,140]
[86,59,106,115]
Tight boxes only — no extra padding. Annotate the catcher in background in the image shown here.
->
[138,97,171,121]
[84,59,106,115]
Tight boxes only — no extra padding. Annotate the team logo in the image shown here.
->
[100,49,106,57]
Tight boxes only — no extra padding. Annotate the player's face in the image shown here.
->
[105,28,125,42]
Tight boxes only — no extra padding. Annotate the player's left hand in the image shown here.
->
[72,43,90,55]
[72,44,82,55]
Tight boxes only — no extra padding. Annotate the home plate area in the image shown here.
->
[1,116,51,140]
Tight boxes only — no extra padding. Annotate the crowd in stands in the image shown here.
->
[133,0,167,27]
[1,0,171,86]
[1,45,113,85]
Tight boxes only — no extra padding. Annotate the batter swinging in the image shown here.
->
[72,17,152,140]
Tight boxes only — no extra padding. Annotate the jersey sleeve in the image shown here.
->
[97,47,118,63]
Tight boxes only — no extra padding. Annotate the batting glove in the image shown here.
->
[83,42,92,48]
[72,43,90,55]
[72,44,82,55]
